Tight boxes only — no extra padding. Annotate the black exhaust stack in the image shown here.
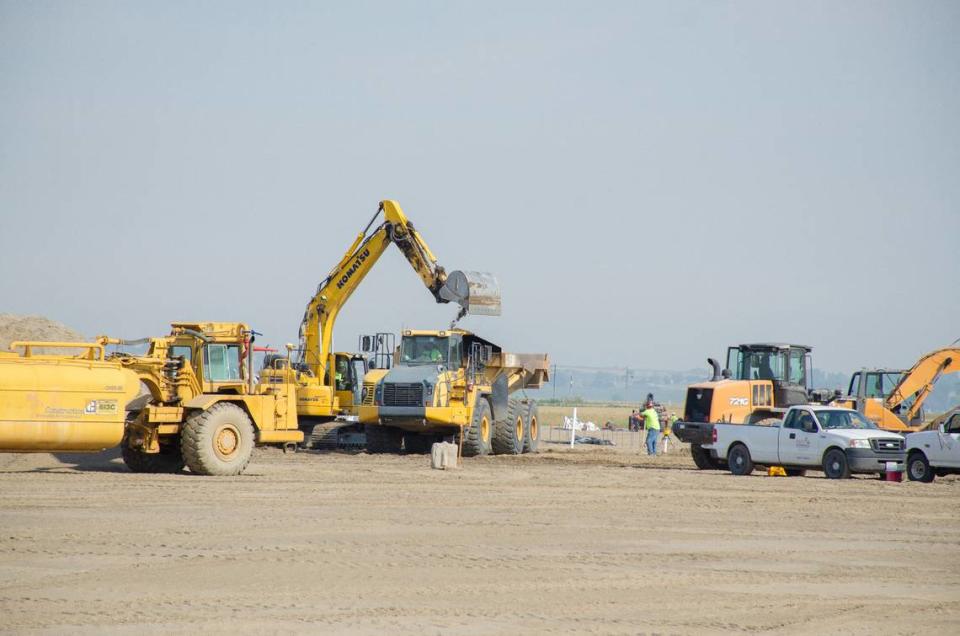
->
[708,358,722,382]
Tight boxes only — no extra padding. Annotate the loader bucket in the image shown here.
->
[439,270,502,316]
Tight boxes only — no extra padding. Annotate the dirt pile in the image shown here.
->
[0,314,85,352]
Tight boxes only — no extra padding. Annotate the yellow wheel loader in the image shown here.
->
[358,329,549,456]
[0,322,302,476]
[671,343,814,469]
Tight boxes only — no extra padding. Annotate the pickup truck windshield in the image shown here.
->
[815,410,877,430]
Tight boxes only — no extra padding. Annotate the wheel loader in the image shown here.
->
[0,322,302,475]
[358,329,549,456]
[671,343,813,469]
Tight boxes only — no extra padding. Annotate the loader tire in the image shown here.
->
[181,403,255,476]
[492,398,525,455]
[462,399,493,457]
[523,400,540,453]
[121,436,185,474]
[403,432,433,454]
[365,424,402,453]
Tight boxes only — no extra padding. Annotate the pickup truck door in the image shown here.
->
[938,415,960,468]
[779,409,821,465]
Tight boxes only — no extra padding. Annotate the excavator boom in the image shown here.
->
[886,347,960,423]
[298,200,500,382]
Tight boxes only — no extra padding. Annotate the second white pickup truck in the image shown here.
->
[677,405,906,478]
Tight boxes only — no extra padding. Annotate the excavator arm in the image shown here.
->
[298,200,500,382]
[885,348,960,423]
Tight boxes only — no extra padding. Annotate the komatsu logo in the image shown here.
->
[336,248,371,289]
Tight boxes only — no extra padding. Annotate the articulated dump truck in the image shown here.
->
[358,329,549,456]
[0,322,302,475]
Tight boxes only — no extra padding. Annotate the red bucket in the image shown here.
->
[885,461,903,482]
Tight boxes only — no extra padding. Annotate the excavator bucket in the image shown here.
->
[439,270,502,316]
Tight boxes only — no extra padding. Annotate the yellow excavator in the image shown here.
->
[832,347,960,432]
[260,199,501,445]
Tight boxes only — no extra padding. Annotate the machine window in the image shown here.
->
[400,336,449,365]
[743,351,785,381]
[169,345,192,362]
[203,344,242,382]
[788,349,806,386]
[796,412,818,433]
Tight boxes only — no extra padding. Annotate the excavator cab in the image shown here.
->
[725,343,811,408]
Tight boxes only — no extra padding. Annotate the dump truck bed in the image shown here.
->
[488,352,550,392]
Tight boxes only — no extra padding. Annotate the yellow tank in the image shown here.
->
[0,343,141,452]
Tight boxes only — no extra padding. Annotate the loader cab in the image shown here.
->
[726,344,811,408]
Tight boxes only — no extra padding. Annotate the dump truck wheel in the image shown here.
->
[493,399,525,455]
[121,436,185,474]
[523,400,539,453]
[181,403,255,476]
[403,432,433,454]
[462,399,493,457]
[365,424,402,453]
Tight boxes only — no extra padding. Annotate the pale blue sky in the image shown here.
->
[1,1,958,373]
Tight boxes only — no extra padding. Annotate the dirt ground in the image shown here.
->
[1,442,958,635]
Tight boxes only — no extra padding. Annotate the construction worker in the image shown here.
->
[628,409,640,432]
[641,400,660,456]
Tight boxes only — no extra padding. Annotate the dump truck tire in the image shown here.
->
[523,400,539,453]
[493,398,524,455]
[365,424,402,453]
[121,436,185,474]
[462,399,493,457]
[181,403,255,476]
[403,432,433,454]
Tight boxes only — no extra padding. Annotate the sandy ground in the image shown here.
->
[1,440,958,635]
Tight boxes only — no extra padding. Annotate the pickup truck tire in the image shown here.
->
[691,444,722,470]
[785,468,806,477]
[907,452,935,483]
[365,424,403,454]
[462,399,493,457]
[822,448,851,479]
[727,444,754,476]
[492,398,525,455]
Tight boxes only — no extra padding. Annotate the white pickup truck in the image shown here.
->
[683,405,906,478]
[905,408,960,482]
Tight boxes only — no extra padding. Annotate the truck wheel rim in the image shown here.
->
[480,417,490,443]
[910,460,924,479]
[515,417,523,442]
[214,424,240,460]
[529,416,538,441]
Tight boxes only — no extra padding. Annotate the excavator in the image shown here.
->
[260,199,501,446]
[832,347,960,432]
